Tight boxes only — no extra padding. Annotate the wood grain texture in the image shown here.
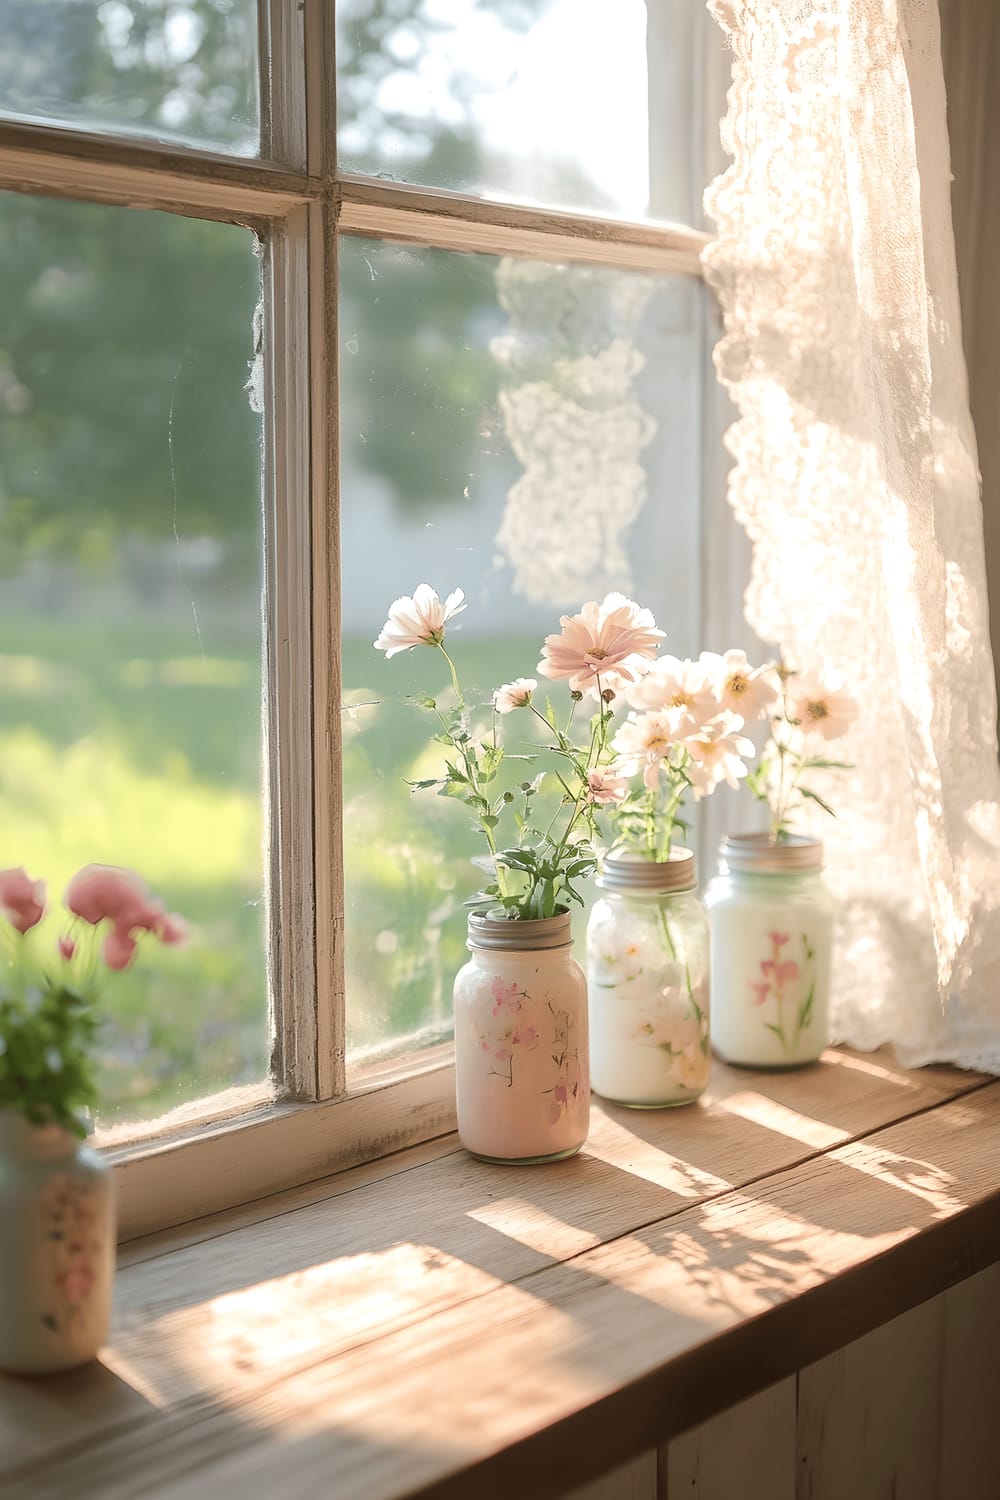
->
[663,1380,796,1500]
[796,1299,945,1500]
[1,1060,996,1500]
[938,1262,1000,1499]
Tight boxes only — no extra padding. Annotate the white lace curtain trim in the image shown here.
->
[703,0,1000,1069]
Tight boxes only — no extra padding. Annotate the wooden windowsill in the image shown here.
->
[3,1048,1000,1500]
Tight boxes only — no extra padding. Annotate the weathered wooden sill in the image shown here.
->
[3,1049,999,1500]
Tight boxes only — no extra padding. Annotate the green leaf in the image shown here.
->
[405,777,442,792]
[799,785,837,818]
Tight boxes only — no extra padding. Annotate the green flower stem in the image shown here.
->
[432,645,510,900]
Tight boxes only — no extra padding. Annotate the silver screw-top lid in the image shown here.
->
[467,909,573,952]
[597,848,696,893]
[720,832,823,873]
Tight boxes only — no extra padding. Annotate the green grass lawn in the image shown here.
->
[0,611,573,1118]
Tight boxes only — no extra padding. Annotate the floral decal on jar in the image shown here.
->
[631,993,710,1092]
[475,976,540,1087]
[544,1002,586,1123]
[39,1175,101,1333]
[749,930,816,1055]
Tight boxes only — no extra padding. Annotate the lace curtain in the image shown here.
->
[704,0,1000,1068]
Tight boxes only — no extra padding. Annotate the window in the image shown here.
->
[0,0,734,1236]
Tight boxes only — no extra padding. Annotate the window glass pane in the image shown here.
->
[0,0,258,154]
[337,0,721,225]
[0,193,266,1125]
[340,235,707,1063]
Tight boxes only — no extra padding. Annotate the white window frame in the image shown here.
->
[0,0,721,1240]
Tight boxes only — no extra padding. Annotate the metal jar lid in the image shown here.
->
[466,909,573,952]
[719,832,823,873]
[597,848,696,894]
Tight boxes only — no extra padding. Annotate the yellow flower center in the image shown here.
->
[727,675,748,696]
[806,700,829,720]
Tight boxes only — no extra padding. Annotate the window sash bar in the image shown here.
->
[338,174,711,276]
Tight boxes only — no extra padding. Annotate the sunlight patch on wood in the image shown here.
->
[716,1091,848,1149]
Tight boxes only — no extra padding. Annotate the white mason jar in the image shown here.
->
[705,833,833,1068]
[587,850,710,1107]
[453,910,589,1163]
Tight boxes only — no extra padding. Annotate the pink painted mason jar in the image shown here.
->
[453,910,589,1163]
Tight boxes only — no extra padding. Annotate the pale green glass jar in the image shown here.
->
[704,834,833,1068]
[587,850,710,1107]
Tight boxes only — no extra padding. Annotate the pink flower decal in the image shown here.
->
[776,961,799,985]
[0,867,46,934]
[512,1023,538,1047]
[768,931,790,947]
[57,1259,95,1305]
[490,977,521,1015]
[493,1042,513,1062]
[749,981,770,1007]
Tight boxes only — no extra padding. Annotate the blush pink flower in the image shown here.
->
[699,649,779,723]
[583,768,630,805]
[512,1023,538,1047]
[611,709,689,790]
[492,677,537,714]
[57,1260,95,1305]
[749,980,770,1006]
[537,593,663,697]
[784,670,858,741]
[769,931,791,947]
[625,655,717,725]
[683,713,756,800]
[0,867,46,934]
[373,584,466,657]
[64,865,186,963]
[776,961,799,985]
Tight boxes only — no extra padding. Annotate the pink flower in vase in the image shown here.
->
[0,867,46,934]
[749,980,770,1007]
[768,931,791,948]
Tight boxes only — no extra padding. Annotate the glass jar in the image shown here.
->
[0,1110,116,1375]
[453,910,589,1163]
[587,849,710,1107]
[704,833,833,1068]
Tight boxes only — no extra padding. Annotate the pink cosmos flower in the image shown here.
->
[373,584,466,657]
[58,935,76,961]
[784,670,858,741]
[492,677,537,714]
[583,768,630,805]
[537,593,663,697]
[0,867,46,934]
[699,649,779,723]
[626,655,717,725]
[684,713,756,800]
